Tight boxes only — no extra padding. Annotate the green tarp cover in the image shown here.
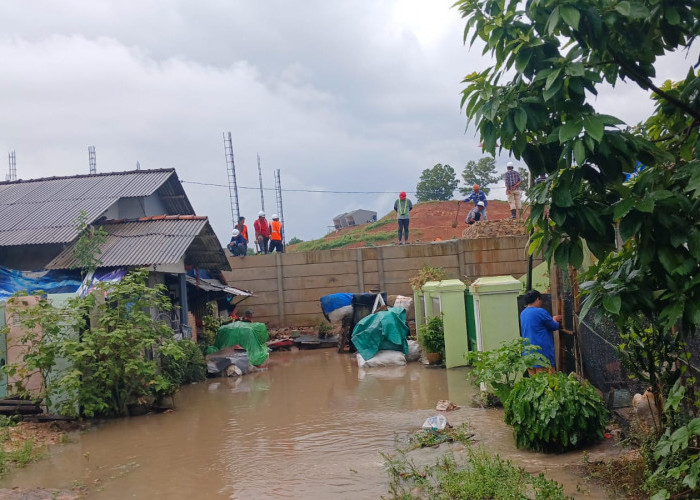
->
[351,307,409,361]
[211,321,269,366]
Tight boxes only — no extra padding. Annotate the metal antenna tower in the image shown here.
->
[88,146,96,174]
[274,169,285,245]
[257,154,265,213]
[7,151,16,181]
[223,132,240,228]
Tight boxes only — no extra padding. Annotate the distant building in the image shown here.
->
[333,209,377,230]
[333,212,349,230]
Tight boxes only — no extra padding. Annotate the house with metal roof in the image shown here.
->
[0,168,245,339]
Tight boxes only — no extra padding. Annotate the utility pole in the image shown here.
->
[88,146,96,174]
[274,169,285,245]
[223,132,240,229]
[7,151,16,181]
[257,154,265,213]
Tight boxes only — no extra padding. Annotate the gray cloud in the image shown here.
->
[0,1,695,245]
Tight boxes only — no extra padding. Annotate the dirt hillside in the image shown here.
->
[289,199,527,251]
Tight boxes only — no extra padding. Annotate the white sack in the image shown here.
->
[356,350,407,368]
[328,305,353,323]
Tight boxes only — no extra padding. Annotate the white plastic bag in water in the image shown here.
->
[422,414,448,430]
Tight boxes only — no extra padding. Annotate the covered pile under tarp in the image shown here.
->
[208,322,270,366]
[351,307,409,361]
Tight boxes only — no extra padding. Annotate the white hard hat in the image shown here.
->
[258,211,265,217]
[272,214,279,219]
[477,201,485,207]
[507,161,514,168]
[232,229,240,237]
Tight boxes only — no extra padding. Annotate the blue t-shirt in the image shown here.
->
[464,191,487,207]
[520,306,559,367]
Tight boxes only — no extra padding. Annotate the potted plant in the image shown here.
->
[418,315,445,364]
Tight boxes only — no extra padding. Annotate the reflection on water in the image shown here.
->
[3,349,616,498]
[1,350,478,499]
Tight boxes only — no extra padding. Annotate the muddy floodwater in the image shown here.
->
[1,349,615,499]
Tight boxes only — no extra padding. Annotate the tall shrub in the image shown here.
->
[504,372,608,452]
[4,269,184,417]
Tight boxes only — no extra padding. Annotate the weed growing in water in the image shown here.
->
[383,447,569,499]
[403,423,474,450]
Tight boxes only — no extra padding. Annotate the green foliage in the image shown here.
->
[160,339,207,393]
[4,269,185,418]
[287,236,303,245]
[200,303,221,348]
[466,338,551,403]
[291,230,395,252]
[416,163,459,202]
[647,381,700,499]
[458,0,699,493]
[317,320,333,337]
[459,157,500,195]
[418,316,445,354]
[403,423,474,451]
[517,166,531,197]
[384,447,568,499]
[71,210,108,278]
[504,372,608,452]
[409,264,448,290]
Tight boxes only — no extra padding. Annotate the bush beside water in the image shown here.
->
[505,372,608,452]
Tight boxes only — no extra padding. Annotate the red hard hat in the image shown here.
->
[399,191,406,199]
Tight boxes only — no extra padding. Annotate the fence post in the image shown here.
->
[376,246,386,292]
[276,253,285,325]
[355,248,365,292]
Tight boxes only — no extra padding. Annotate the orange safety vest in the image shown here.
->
[270,220,282,241]
[237,223,248,242]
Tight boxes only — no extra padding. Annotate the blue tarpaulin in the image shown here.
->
[320,293,353,316]
[0,266,128,300]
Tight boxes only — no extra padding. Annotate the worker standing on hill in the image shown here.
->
[465,201,488,225]
[393,191,413,245]
[464,184,488,220]
[504,161,523,218]
[269,214,284,253]
[254,211,270,254]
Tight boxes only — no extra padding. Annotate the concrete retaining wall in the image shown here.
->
[222,236,535,327]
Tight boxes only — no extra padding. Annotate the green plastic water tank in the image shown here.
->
[469,276,522,353]
[420,279,469,368]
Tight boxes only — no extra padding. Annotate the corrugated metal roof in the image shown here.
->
[46,216,230,271]
[0,169,192,246]
[185,276,252,297]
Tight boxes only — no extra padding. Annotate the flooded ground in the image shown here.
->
[0,349,616,499]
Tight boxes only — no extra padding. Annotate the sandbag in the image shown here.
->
[406,340,421,362]
[356,350,407,368]
[351,307,409,361]
[320,293,353,316]
[211,321,269,366]
[328,304,353,323]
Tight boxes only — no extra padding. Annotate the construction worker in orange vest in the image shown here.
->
[269,214,284,253]
[235,216,249,248]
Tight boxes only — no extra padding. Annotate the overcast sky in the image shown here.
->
[0,1,697,245]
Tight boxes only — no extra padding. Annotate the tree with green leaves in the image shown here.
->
[459,157,500,195]
[456,0,699,495]
[517,166,530,197]
[72,210,108,278]
[415,163,459,202]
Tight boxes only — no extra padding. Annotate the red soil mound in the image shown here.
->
[291,199,527,250]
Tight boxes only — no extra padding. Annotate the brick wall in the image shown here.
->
[222,236,535,327]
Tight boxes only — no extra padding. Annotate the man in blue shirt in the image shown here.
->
[520,289,562,374]
[464,184,488,219]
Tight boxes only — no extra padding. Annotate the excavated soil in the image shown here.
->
[289,200,528,250]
